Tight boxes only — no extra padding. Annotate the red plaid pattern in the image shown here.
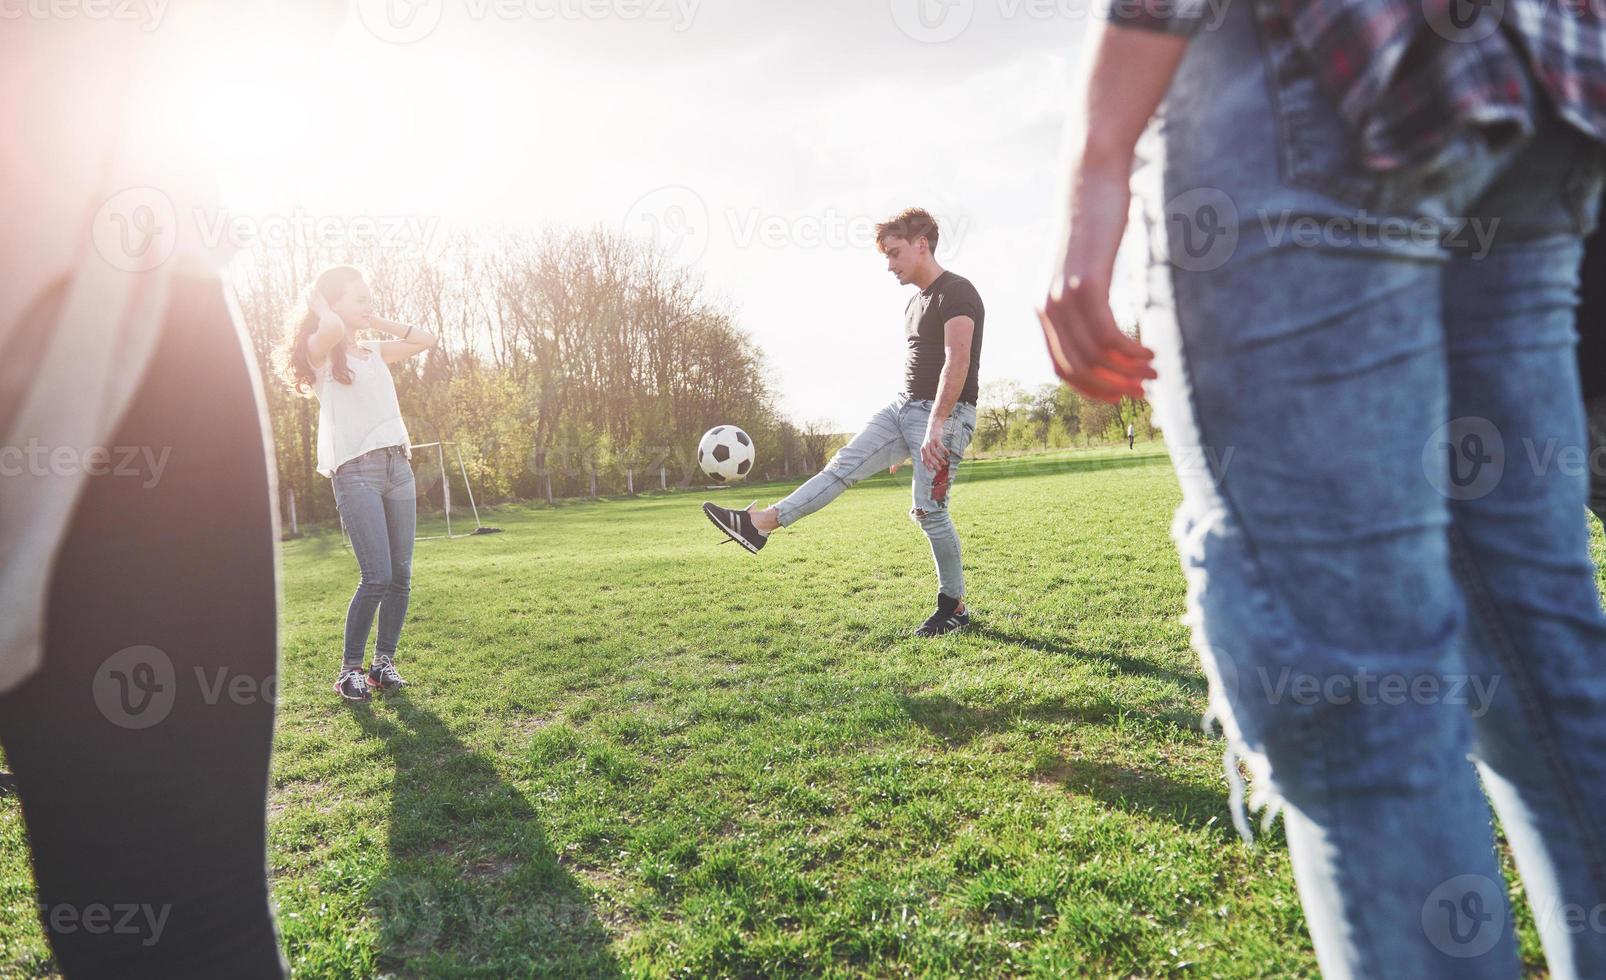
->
[1105,0,1606,171]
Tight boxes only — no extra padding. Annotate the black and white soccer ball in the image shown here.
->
[698,425,756,483]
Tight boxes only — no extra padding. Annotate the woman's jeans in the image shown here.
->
[775,396,977,598]
[1147,0,1606,975]
[333,446,416,671]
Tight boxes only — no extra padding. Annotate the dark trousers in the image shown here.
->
[0,276,285,978]
[1589,395,1606,526]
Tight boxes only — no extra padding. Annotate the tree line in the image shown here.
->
[231,227,838,523]
[970,381,1154,454]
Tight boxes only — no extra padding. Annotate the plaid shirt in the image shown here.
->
[1107,0,1606,171]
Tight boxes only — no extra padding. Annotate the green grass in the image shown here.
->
[3,442,1588,976]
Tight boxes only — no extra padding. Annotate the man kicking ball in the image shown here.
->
[703,208,983,637]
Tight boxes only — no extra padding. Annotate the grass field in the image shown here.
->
[4,442,1597,977]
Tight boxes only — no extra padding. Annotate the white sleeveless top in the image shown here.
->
[313,341,411,477]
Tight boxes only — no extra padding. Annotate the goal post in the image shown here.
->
[411,441,495,540]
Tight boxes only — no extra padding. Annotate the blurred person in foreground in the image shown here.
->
[1579,197,1606,527]
[1039,0,1606,975]
[0,10,289,979]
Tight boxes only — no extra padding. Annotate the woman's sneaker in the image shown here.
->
[367,656,407,694]
[335,668,371,702]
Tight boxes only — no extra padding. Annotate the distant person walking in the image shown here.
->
[1038,0,1606,975]
[703,208,985,637]
[282,266,437,703]
[1126,421,1135,450]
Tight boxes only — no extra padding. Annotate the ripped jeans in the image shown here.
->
[1146,0,1606,976]
[775,395,977,598]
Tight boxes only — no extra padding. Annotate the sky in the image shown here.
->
[167,0,1127,430]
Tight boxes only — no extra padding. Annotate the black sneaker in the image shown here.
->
[367,656,407,694]
[914,594,971,637]
[702,501,768,554]
[335,668,371,702]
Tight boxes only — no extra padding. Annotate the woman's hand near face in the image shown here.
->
[308,288,334,320]
[306,289,347,366]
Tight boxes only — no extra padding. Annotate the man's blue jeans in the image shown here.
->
[333,446,416,671]
[1146,0,1606,975]
[775,396,977,598]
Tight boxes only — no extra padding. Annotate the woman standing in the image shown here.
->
[284,266,436,702]
[1038,0,1606,974]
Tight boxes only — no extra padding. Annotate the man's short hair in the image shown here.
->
[876,208,940,254]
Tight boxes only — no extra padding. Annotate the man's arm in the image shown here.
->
[918,315,974,471]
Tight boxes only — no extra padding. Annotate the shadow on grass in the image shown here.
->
[900,690,1200,746]
[353,699,622,977]
[970,625,1206,696]
[1035,754,1235,835]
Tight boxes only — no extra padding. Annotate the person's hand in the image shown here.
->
[1038,157,1157,403]
[919,422,951,472]
[308,288,333,319]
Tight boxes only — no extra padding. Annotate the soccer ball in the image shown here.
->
[698,425,755,483]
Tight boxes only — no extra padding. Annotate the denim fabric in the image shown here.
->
[332,445,416,671]
[1144,0,1606,975]
[775,395,977,597]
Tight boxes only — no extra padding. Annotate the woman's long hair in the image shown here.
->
[277,265,366,396]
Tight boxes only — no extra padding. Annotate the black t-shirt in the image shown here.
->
[903,270,984,405]
[1578,197,1606,401]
